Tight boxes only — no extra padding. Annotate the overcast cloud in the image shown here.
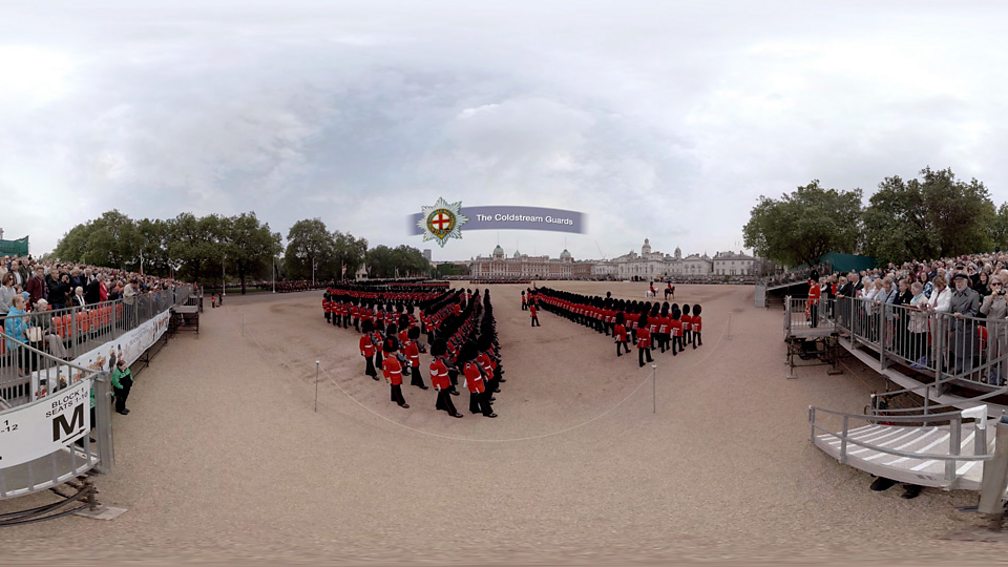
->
[2,1,1006,262]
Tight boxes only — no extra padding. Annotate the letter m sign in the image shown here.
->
[52,403,85,442]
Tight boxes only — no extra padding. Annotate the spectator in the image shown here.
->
[0,272,16,315]
[71,286,86,307]
[46,271,69,310]
[4,294,30,376]
[926,276,951,313]
[32,299,71,360]
[111,357,133,415]
[85,271,101,304]
[25,266,47,308]
[949,273,980,375]
[977,271,993,299]
[981,276,1008,385]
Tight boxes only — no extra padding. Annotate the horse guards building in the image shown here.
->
[468,238,761,280]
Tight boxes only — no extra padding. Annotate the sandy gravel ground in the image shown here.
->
[0,282,1004,565]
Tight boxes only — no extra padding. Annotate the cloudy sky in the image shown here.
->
[2,1,1006,262]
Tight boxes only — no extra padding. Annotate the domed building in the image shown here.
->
[470,246,592,280]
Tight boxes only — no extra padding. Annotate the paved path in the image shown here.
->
[0,283,1000,565]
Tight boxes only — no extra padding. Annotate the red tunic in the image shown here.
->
[670,318,683,338]
[359,335,375,357]
[382,356,403,385]
[463,362,485,393]
[529,305,537,318]
[430,358,450,390]
[692,316,702,332]
[614,323,627,342]
[476,352,493,376]
[404,340,420,368]
[636,327,651,349]
[681,314,693,332]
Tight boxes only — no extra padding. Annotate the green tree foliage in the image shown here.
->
[226,212,283,294]
[743,181,863,267]
[862,168,996,264]
[993,203,1008,252]
[365,245,431,279]
[285,218,335,282]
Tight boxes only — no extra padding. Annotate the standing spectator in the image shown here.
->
[85,272,101,304]
[926,276,951,313]
[47,272,69,310]
[98,274,109,303]
[111,357,134,415]
[908,282,930,368]
[0,272,16,315]
[977,271,993,299]
[949,273,980,375]
[4,294,29,376]
[981,276,1008,385]
[25,266,47,308]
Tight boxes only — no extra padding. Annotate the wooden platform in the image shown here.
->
[814,420,995,489]
[171,305,199,334]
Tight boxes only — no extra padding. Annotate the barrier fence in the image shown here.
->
[786,295,1008,392]
[1,286,192,409]
[0,336,113,500]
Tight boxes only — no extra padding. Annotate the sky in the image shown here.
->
[2,1,1007,262]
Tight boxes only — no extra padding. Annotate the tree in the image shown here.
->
[330,231,368,281]
[285,219,334,282]
[225,212,283,294]
[916,167,995,258]
[366,245,430,278]
[862,176,930,265]
[993,203,1008,252]
[743,181,863,267]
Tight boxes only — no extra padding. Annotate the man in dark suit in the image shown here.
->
[85,273,101,304]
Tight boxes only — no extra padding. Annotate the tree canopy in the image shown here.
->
[743,180,863,268]
[745,167,1004,268]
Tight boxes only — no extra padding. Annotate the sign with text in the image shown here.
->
[412,199,586,247]
[0,380,90,470]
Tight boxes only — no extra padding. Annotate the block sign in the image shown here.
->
[0,380,91,470]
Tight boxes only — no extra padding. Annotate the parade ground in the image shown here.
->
[0,282,1001,565]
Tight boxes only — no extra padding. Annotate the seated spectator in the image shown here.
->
[32,299,71,361]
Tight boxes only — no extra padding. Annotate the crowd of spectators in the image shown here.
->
[0,255,185,315]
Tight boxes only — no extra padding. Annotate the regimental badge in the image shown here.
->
[418,197,468,247]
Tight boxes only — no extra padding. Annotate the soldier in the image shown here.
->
[682,304,693,347]
[463,354,496,418]
[430,340,462,418]
[521,290,527,311]
[382,337,409,409]
[404,326,428,389]
[637,313,654,367]
[359,320,379,380]
[692,304,703,348]
[529,302,540,327]
[614,311,630,357]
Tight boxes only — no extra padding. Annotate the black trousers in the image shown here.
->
[616,340,630,355]
[469,390,482,413]
[390,384,407,406]
[638,347,653,366]
[436,389,458,414]
[410,365,426,387]
[113,377,133,413]
[480,391,495,416]
[810,303,819,328]
[531,315,540,327]
[364,356,377,377]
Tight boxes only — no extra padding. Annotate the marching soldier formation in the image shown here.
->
[530,286,704,367]
[323,281,503,419]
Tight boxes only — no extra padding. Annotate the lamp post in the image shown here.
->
[272,256,276,293]
[222,255,226,298]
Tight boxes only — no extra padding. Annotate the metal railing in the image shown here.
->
[0,285,192,408]
[809,404,992,485]
[787,295,1008,395]
[0,333,114,499]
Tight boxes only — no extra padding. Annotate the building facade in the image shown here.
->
[712,251,759,276]
[469,246,594,279]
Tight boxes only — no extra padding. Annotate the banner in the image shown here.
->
[0,380,90,470]
[30,309,172,400]
[0,236,29,256]
[410,198,586,247]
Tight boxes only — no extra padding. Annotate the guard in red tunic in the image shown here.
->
[430,340,462,418]
[614,312,630,357]
[463,352,496,418]
[692,304,703,348]
[404,327,428,389]
[359,320,378,380]
[682,304,694,348]
[636,313,654,367]
[529,303,540,327]
[382,342,409,409]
